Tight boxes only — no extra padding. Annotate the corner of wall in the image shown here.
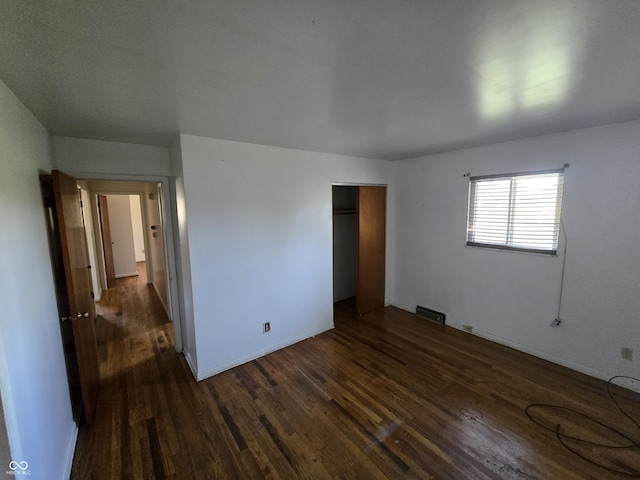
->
[168,137,197,370]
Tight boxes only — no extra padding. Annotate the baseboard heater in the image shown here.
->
[416,305,446,325]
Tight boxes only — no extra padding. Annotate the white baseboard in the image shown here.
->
[114,272,138,278]
[61,424,78,480]
[152,282,170,319]
[195,325,334,381]
[390,302,415,313]
[389,302,640,394]
[463,328,640,393]
[183,351,198,381]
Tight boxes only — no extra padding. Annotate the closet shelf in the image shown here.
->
[333,208,357,216]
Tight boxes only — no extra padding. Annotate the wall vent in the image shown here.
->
[415,305,446,325]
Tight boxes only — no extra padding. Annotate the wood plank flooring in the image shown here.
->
[71,280,640,479]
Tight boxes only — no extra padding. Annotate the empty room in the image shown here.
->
[0,1,639,479]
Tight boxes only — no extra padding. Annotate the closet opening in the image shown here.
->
[332,184,386,315]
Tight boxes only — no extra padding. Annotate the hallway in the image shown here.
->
[93,262,174,376]
[71,262,185,479]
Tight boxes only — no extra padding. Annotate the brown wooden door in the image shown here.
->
[356,186,386,315]
[98,195,116,288]
[52,170,100,424]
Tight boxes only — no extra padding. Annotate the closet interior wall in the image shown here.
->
[332,186,358,303]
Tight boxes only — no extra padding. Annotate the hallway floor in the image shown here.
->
[71,262,179,479]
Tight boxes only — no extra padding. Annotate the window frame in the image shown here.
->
[466,168,565,255]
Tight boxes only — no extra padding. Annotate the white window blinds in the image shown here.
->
[466,169,564,254]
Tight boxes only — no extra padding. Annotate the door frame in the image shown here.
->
[332,182,389,311]
[94,192,150,286]
[59,172,184,353]
[97,195,117,288]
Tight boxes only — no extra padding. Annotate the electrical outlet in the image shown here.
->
[462,325,473,333]
[621,347,634,361]
[263,322,271,333]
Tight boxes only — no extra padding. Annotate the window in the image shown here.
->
[466,169,564,254]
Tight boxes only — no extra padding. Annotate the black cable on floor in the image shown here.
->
[526,376,640,477]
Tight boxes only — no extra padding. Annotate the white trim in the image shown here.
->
[183,352,198,380]
[159,180,183,352]
[332,182,388,187]
[135,193,153,284]
[61,424,78,480]
[153,283,170,317]
[114,272,138,278]
[390,302,640,394]
[467,329,640,393]
[89,194,107,292]
[195,325,334,381]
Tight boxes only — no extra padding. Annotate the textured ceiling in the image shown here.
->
[1,0,639,160]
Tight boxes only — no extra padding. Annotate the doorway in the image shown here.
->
[86,181,174,325]
[41,171,183,424]
[332,185,387,315]
[97,194,144,282]
[41,171,100,424]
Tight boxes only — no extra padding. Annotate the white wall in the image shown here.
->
[178,135,393,379]
[105,195,138,278]
[130,195,146,262]
[0,80,76,479]
[392,120,640,384]
[52,136,171,177]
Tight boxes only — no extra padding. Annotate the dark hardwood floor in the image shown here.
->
[71,277,640,479]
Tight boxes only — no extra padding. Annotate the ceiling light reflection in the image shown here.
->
[475,4,585,120]
[479,59,514,119]
[520,48,570,109]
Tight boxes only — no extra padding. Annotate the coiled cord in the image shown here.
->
[526,376,640,477]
